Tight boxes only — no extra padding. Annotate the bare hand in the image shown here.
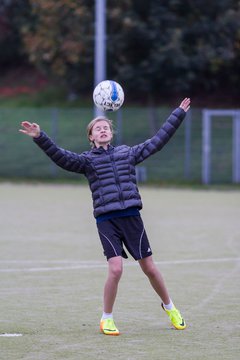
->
[19,121,41,138]
[179,98,191,112]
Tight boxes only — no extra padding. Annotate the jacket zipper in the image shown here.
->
[109,151,124,207]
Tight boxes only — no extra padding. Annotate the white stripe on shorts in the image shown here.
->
[139,227,145,259]
[98,230,118,257]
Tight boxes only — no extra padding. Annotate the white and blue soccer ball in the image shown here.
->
[93,80,124,112]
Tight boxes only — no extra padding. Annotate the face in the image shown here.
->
[89,120,113,148]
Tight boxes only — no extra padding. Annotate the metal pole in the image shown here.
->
[202,110,211,184]
[116,109,123,145]
[50,108,58,177]
[94,0,106,117]
[184,110,191,179]
[233,111,240,183]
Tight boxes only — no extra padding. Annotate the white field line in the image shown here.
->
[0,257,239,273]
[0,333,22,337]
[192,261,240,310]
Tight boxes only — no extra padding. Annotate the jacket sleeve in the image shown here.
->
[131,107,186,165]
[33,131,86,174]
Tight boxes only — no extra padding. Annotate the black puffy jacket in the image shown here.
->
[34,107,186,217]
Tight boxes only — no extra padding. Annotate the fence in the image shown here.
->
[0,107,239,184]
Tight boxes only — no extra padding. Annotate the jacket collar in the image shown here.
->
[91,144,114,154]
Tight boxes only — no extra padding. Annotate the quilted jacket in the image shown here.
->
[34,107,186,217]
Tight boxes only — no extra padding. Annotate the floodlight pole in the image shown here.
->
[94,0,106,117]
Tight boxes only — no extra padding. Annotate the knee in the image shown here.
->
[109,263,123,281]
[142,264,158,280]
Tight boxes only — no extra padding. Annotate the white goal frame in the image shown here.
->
[202,109,240,184]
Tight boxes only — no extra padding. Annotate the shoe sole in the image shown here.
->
[100,324,120,336]
[172,324,186,330]
[100,328,120,336]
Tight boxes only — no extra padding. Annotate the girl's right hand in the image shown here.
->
[179,98,191,112]
[19,121,41,138]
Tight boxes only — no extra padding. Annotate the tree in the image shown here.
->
[0,0,31,68]
[108,0,240,103]
[19,0,240,104]
[21,0,95,94]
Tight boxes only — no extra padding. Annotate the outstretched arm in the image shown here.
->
[19,121,41,138]
[19,121,86,174]
[132,98,191,164]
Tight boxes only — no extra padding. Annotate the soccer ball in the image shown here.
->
[93,80,124,112]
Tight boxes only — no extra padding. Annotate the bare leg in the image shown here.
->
[138,255,170,305]
[103,256,123,313]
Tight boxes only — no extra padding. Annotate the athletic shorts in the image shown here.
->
[97,215,152,261]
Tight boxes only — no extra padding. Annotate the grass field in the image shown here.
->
[0,183,240,360]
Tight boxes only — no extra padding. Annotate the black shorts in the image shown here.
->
[97,215,152,261]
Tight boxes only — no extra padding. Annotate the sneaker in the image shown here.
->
[161,303,186,330]
[100,318,120,336]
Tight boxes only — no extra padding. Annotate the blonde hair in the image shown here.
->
[87,116,114,147]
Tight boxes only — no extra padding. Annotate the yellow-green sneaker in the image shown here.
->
[161,303,186,330]
[100,318,120,336]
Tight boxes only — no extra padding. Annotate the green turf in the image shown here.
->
[0,183,240,359]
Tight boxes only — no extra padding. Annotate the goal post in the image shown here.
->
[202,109,240,184]
[233,111,240,183]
